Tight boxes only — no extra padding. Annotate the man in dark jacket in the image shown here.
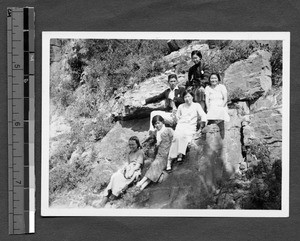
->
[141,74,185,131]
[186,50,210,111]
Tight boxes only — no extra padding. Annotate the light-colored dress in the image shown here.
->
[103,149,144,197]
[205,84,230,121]
[145,126,174,182]
[168,102,207,158]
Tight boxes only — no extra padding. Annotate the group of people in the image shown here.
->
[101,50,230,206]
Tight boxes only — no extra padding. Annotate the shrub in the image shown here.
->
[49,145,96,196]
[270,43,283,87]
[211,140,281,210]
[49,140,74,169]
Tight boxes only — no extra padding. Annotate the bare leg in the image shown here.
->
[100,195,109,207]
[166,158,173,171]
[136,176,148,187]
[140,179,151,190]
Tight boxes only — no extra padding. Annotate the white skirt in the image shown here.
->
[207,105,230,122]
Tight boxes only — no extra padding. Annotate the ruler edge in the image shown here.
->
[7,6,35,235]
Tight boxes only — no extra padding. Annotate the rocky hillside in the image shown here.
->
[49,40,282,209]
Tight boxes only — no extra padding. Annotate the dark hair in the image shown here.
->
[152,115,165,127]
[168,74,177,82]
[183,89,195,98]
[208,73,221,84]
[128,136,142,149]
[191,50,202,59]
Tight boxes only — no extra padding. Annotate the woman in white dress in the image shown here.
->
[101,136,144,206]
[205,73,230,139]
[166,90,207,171]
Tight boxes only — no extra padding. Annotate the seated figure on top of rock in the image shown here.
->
[166,89,207,171]
[141,74,185,131]
[186,50,210,112]
[101,136,144,206]
[205,73,230,139]
[136,115,174,191]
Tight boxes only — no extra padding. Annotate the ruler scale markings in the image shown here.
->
[8,7,35,235]
[28,7,35,234]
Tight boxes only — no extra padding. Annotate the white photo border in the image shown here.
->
[41,31,290,217]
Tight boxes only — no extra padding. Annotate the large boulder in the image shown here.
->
[242,89,282,161]
[110,73,186,120]
[94,119,149,167]
[163,42,209,73]
[224,50,272,101]
[223,109,244,173]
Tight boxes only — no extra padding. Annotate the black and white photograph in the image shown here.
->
[41,32,289,217]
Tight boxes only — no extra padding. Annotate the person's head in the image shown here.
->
[191,50,202,65]
[209,73,221,87]
[168,74,178,90]
[128,136,141,151]
[152,115,165,131]
[183,89,194,104]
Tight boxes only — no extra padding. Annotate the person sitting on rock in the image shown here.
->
[141,74,185,131]
[101,136,144,206]
[205,73,230,139]
[136,115,174,190]
[166,89,207,171]
[186,50,210,112]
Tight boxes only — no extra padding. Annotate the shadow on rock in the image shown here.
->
[119,118,150,132]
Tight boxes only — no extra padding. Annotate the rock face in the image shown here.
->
[224,50,272,100]
[223,109,244,173]
[50,39,63,63]
[94,119,149,167]
[243,90,282,161]
[109,73,187,120]
[134,124,226,209]
[107,43,210,120]
[163,42,209,73]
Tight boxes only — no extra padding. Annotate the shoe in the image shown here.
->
[177,156,183,163]
[166,165,172,172]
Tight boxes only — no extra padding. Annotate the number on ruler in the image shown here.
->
[14,64,21,69]
[15,180,21,185]
[7,9,12,17]
[24,78,28,84]
[30,54,34,62]
[14,122,21,126]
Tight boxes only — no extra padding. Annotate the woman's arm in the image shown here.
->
[220,84,228,107]
[205,86,210,111]
[134,150,144,171]
[175,104,183,121]
[196,103,207,124]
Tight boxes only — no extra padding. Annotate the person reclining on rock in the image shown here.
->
[186,50,210,112]
[166,89,207,171]
[136,115,174,190]
[141,74,185,131]
[101,136,144,206]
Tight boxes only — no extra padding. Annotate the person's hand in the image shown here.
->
[169,99,176,108]
[172,108,177,116]
[199,121,206,129]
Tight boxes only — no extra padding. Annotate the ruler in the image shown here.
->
[7,7,35,234]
